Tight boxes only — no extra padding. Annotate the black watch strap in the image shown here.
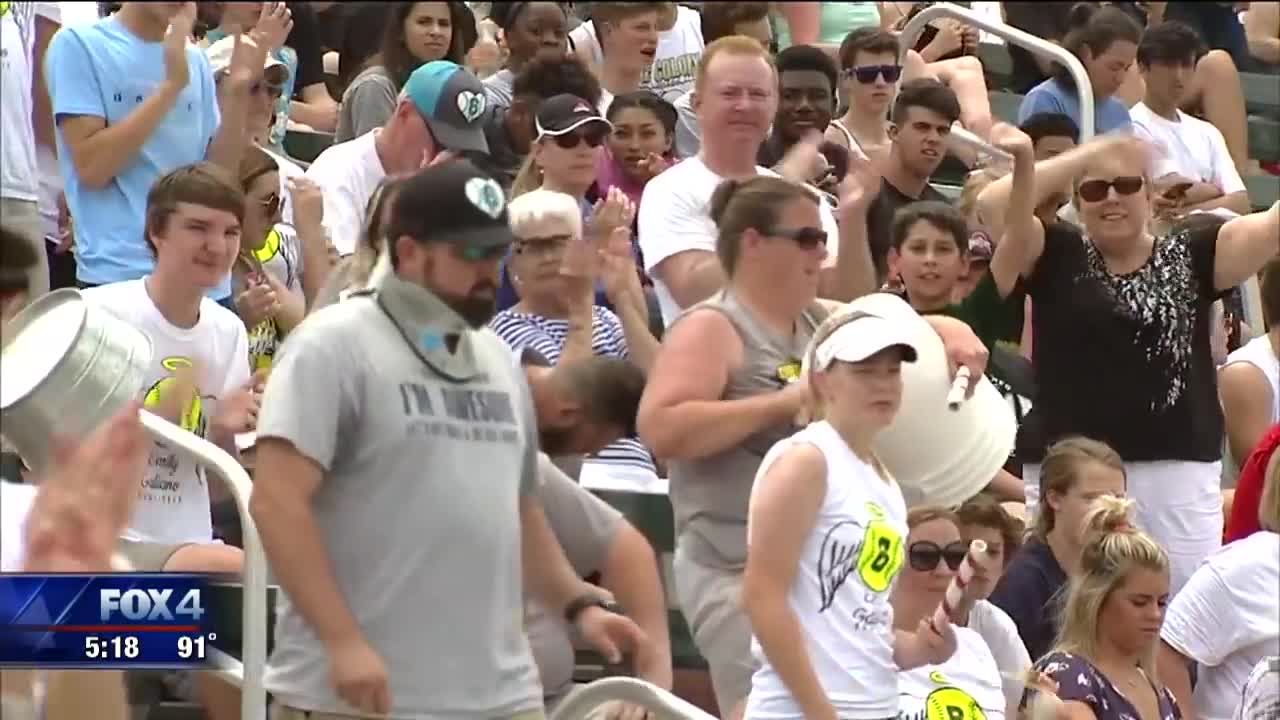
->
[563,593,623,624]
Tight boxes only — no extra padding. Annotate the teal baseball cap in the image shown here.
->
[403,61,491,154]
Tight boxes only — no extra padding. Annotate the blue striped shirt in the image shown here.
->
[490,307,657,474]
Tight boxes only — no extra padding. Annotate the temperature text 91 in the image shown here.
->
[177,635,207,660]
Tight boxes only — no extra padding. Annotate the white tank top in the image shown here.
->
[745,421,909,720]
[1222,335,1280,484]
[898,628,1007,720]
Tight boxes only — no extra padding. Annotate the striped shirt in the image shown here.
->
[489,306,657,475]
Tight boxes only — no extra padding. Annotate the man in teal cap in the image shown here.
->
[305,60,493,256]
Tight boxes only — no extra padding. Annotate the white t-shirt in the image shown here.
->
[1161,531,1280,720]
[1,2,41,201]
[82,278,251,544]
[899,627,1007,720]
[967,600,1032,711]
[569,5,704,103]
[0,481,38,571]
[637,155,843,327]
[305,129,385,256]
[745,421,909,720]
[1129,104,1246,199]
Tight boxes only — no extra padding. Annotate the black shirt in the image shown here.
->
[866,178,947,282]
[989,539,1067,662]
[285,2,326,98]
[1021,221,1225,463]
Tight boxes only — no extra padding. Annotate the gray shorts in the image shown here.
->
[672,546,755,716]
[115,539,190,572]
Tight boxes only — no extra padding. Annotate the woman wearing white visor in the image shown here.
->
[743,307,958,720]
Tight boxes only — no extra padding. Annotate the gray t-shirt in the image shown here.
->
[483,68,516,110]
[256,274,542,717]
[527,453,623,708]
[336,65,398,143]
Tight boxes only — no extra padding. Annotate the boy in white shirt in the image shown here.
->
[81,163,257,570]
[1129,22,1251,219]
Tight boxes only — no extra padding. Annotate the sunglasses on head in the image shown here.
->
[767,226,828,249]
[908,540,969,572]
[546,124,609,149]
[1078,176,1145,203]
[846,64,902,84]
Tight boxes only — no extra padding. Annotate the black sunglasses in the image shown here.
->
[908,540,969,572]
[1078,176,1145,203]
[767,226,828,249]
[548,124,609,149]
[513,234,571,255]
[846,64,903,84]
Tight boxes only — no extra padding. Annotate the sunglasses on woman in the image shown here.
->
[548,124,609,150]
[1078,176,1145,203]
[767,226,828,250]
[846,64,903,84]
[258,192,281,218]
[908,540,969,572]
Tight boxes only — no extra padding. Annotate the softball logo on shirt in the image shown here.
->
[922,684,987,720]
[143,357,207,435]
[817,502,905,610]
[0,3,10,18]
[247,318,279,371]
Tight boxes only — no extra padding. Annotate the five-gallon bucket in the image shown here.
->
[1,289,153,473]
[809,293,1016,509]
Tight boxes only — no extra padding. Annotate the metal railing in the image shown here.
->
[550,678,717,720]
[138,412,267,720]
[899,2,1097,140]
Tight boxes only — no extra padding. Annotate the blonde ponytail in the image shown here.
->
[510,154,544,199]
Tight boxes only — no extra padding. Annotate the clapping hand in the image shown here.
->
[837,153,881,221]
[236,274,280,328]
[24,403,148,573]
[250,1,293,52]
[162,2,197,90]
[586,187,636,244]
[212,371,266,438]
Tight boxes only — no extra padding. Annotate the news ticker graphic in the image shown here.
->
[0,574,218,669]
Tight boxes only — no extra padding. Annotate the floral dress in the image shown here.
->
[1021,651,1181,720]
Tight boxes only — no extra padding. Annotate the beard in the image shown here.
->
[538,424,578,456]
[436,289,497,328]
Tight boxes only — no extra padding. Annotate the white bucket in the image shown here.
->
[809,294,1016,508]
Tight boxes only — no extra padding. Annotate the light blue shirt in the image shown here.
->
[1017,77,1132,136]
[46,16,229,299]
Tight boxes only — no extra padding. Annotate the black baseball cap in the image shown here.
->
[386,160,513,253]
[535,94,612,138]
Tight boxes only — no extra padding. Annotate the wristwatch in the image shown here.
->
[563,593,624,624]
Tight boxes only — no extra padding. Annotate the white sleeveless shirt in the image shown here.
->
[745,421,909,720]
[1222,335,1280,484]
[898,628,1007,720]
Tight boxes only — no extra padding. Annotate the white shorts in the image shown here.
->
[1024,459,1222,594]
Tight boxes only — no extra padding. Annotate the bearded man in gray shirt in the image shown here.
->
[250,159,648,719]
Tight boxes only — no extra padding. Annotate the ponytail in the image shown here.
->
[511,154,544,199]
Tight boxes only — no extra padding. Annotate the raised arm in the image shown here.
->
[637,309,807,460]
[49,11,196,189]
[819,154,879,301]
[1245,1,1280,66]
[986,123,1045,287]
[1213,201,1280,292]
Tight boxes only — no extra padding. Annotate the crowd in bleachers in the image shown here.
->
[1,2,1279,720]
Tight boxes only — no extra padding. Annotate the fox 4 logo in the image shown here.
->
[99,588,205,622]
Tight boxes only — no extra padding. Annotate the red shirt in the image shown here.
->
[1225,423,1280,542]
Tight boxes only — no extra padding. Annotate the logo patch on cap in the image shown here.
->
[574,101,592,113]
[465,177,506,219]
[456,90,487,123]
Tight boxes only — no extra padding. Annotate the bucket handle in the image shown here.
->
[137,411,267,720]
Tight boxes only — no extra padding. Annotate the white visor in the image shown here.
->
[812,313,920,370]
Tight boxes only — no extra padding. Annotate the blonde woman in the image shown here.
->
[1022,496,1178,720]
[1159,457,1280,720]
[742,306,957,720]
